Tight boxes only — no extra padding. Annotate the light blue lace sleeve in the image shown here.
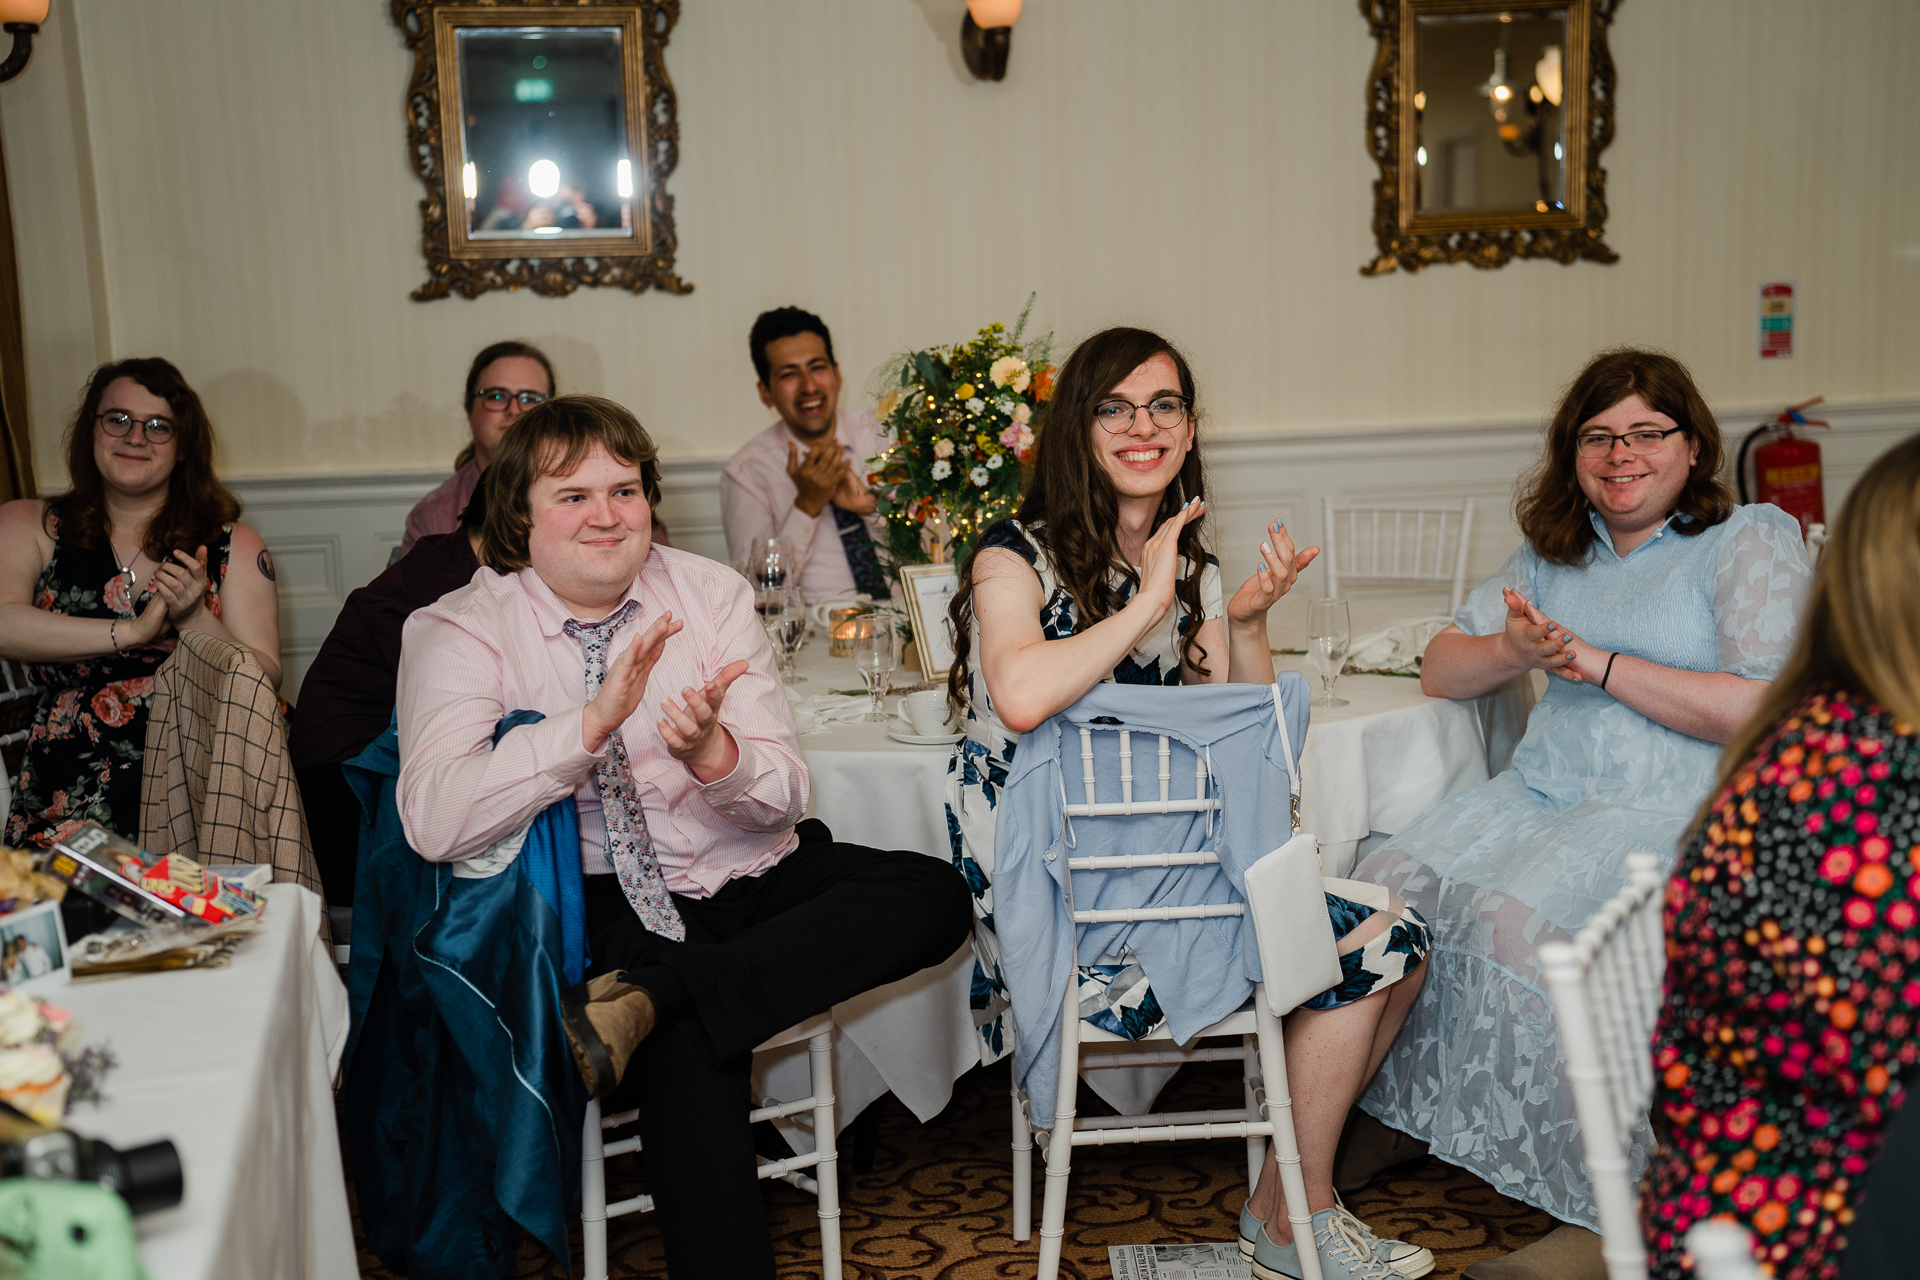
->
[1453,544,1540,637]
[1712,504,1814,679]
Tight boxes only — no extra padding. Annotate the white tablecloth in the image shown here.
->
[59,885,354,1280]
[758,620,1533,1137]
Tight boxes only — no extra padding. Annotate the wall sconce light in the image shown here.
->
[0,0,48,84]
[962,0,1022,82]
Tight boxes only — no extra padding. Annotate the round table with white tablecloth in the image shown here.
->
[755,609,1534,1142]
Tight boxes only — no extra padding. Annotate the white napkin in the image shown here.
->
[1346,615,1453,673]
[786,689,873,735]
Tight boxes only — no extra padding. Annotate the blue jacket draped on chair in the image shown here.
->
[341,712,589,1280]
[996,676,1311,1119]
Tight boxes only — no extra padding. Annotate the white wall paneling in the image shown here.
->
[243,399,1918,703]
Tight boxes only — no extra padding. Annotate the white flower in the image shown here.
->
[995,397,1016,415]
[970,466,991,487]
[966,397,986,414]
[989,356,1028,390]
[931,459,952,480]
[0,993,40,1048]
[986,454,1004,470]
[933,438,955,459]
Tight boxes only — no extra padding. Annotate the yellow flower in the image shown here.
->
[876,389,900,420]
[955,383,975,400]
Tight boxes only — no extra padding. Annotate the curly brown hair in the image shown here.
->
[46,358,242,559]
[946,327,1212,713]
[478,394,662,573]
[1516,348,1733,565]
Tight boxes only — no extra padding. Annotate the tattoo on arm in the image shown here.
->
[256,549,276,581]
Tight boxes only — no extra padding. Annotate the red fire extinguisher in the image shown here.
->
[1737,396,1829,536]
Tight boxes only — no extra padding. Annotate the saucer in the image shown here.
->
[886,723,964,746]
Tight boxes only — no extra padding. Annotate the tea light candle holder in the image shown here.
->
[828,606,867,658]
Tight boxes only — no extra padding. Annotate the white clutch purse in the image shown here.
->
[1243,832,1347,1016]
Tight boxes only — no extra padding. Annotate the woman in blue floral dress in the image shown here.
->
[944,328,1434,1280]
[0,358,282,849]
[1351,350,1814,1278]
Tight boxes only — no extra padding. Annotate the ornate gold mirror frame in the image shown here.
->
[1359,0,1620,275]
[391,0,691,300]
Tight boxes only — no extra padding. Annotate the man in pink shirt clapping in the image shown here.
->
[396,395,970,1280]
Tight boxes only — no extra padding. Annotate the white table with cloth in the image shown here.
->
[58,884,355,1280]
[753,603,1534,1141]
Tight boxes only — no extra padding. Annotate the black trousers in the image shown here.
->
[582,820,972,1280]
[295,761,363,906]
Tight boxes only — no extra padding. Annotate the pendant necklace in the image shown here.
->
[108,534,139,601]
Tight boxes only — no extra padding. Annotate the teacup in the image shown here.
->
[895,689,955,737]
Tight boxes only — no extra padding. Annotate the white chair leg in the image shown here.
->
[1242,1034,1267,1194]
[581,1097,609,1280]
[807,1030,843,1280]
[1035,983,1080,1280]
[1011,1077,1034,1241]
[1254,1005,1323,1280]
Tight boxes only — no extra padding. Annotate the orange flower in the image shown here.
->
[1752,1201,1789,1236]
[1664,1062,1690,1089]
[1753,1124,1780,1152]
[1712,1168,1741,1194]
[1866,1065,1889,1095]
[1853,863,1894,898]
[1032,367,1055,402]
[1788,779,1814,803]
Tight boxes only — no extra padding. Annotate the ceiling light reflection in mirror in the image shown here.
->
[1413,10,1569,216]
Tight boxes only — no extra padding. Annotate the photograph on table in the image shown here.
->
[898,562,960,680]
[0,901,69,995]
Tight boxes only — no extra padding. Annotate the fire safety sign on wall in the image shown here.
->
[1760,281,1795,359]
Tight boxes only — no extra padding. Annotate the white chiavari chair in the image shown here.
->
[1017,692,1331,1280]
[0,659,42,830]
[1322,497,1477,614]
[580,1011,842,1280]
[1538,850,1668,1280]
[1683,1220,1763,1280]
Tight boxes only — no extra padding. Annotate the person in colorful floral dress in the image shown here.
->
[1642,432,1920,1280]
[943,327,1434,1280]
[0,358,282,850]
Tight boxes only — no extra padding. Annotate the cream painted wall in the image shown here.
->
[3,0,1917,484]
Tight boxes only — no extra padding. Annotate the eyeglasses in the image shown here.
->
[474,388,548,412]
[96,411,176,442]
[1575,425,1687,458]
[1093,396,1190,433]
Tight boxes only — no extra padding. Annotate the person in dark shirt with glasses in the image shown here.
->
[400,341,557,556]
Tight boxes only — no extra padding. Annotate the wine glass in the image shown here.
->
[849,614,896,722]
[746,538,796,593]
[1306,598,1352,708]
[760,584,807,684]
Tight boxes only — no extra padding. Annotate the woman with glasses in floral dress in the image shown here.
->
[1348,349,1815,1280]
[945,327,1435,1280]
[0,358,281,849]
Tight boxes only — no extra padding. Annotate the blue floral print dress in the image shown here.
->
[946,519,1431,1067]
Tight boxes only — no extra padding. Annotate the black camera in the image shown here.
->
[0,1101,181,1218]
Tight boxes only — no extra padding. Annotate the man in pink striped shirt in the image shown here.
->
[395,395,969,1280]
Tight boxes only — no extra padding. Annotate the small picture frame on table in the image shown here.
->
[897,562,960,682]
[0,901,70,995]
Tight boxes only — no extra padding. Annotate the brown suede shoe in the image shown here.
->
[1461,1225,1605,1280]
[561,972,658,1098]
[1332,1110,1430,1192]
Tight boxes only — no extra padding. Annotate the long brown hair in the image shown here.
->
[479,394,662,573]
[946,327,1212,712]
[1516,348,1732,565]
[1700,432,1920,826]
[46,358,241,559]
[453,340,558,470]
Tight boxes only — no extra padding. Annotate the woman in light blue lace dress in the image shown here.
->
[1352,350,1814,1275]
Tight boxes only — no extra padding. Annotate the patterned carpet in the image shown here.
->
[352,1057,1554,1278]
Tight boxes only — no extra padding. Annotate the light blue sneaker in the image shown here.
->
[1249,1206,1434,1280]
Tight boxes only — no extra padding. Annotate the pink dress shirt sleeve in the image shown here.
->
[395,605,604,862]
[684,569,810,834]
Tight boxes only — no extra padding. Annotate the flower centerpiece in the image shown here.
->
[866,299,1054,572]
[0,990,115,1125]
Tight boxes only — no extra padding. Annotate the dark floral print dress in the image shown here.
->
[1643,689,1918,1280]
[5,517,233,850]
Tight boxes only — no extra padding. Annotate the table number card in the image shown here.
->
[898,563,960,681]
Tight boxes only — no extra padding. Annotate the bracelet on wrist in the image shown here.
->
[110,620,119,652]
[1601,651,1620,691]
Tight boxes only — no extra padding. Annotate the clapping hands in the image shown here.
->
[1500,588,1607,682]
[1228,519,1319,626]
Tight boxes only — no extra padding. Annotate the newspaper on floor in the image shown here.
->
[1108,1242,1252,1279]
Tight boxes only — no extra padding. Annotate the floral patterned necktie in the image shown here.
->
[563,601,686,941]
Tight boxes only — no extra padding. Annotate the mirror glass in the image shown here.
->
[1414,10,1568,215]
[456,26,636,241]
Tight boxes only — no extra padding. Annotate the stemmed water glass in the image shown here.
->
[760,584,807,684]
[746,537,797,593]
[1306,598,1352,708]
[849,613,896,722]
